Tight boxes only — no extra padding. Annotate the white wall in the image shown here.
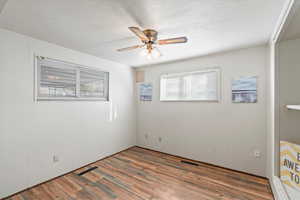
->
[136,46,268,177]
[0,28,136,199]
[279,38,300,143]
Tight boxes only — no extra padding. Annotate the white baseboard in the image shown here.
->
[270,176,290,200]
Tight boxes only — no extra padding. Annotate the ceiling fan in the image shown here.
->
[117,27,188,59]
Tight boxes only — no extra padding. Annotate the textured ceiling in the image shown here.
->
[0,0,286,67]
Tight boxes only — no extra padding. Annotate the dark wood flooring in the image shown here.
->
[5,147,274,200]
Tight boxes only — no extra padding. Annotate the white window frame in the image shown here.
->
[160,68,221,102]
[34,56,109,101]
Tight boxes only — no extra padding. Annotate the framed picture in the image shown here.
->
[139,83,152,101]
[232,76,257,103]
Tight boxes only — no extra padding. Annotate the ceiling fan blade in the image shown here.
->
[129,27,149,42]
[158,37,188,45]
[116,44,144,52]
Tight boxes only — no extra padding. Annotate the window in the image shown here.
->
[160,69,220,101]
[36,56,109,101]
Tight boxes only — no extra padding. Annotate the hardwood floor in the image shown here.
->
[5,147,274,200]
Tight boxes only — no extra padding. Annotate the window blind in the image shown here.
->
[160,69,220,101]
[39,65,77,97]
[36,56,109,101]
[80,69,108,98]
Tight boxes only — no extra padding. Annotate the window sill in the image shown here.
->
[160,99,220,102]
[36,97,109,102]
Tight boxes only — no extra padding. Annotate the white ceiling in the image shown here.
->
[0,0,286,67]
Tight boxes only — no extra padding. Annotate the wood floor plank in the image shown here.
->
[5,147,274,200]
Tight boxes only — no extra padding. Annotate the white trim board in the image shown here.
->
[271,176,290,200]
[272,176,300,200]
[270,0,295,43]
[267,0,296,199]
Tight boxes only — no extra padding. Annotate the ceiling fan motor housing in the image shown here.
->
[143,29,158,42]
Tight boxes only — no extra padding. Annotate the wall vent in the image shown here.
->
[181,160,199,166]
[77,166,98,176]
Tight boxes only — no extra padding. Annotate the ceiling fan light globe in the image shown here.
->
[151,48,161,59]
[147,53,153,60]
[140,49,148,57]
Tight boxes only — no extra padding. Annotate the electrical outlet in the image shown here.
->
[53,155,59,163]
[158,137,162,143]
[254,150,261,158]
